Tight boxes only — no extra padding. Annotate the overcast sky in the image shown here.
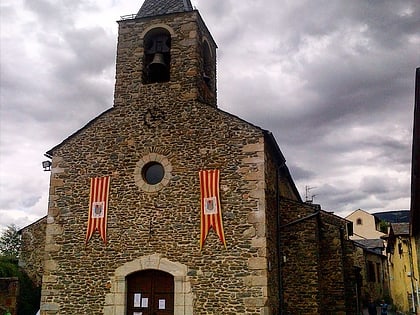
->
[0,0,419,232]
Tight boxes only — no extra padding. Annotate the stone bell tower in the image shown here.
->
[114,0,217,108]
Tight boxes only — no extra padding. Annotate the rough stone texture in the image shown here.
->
[0,277,19,315]
[114,11,217,109]
[318,211,357,314]
[352,244,389,306]
[19,216,47,287]
[40,102,292,314]
[279,199,357,314]
[39,9,299,315]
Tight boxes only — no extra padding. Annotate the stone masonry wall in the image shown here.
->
[318,212,357,315]
[264,141,281,314]
[353,247,388,304]
[19,216,47,287]
[263,136,301,314]
[279,198,321,314]
[114,11,216,110]
[278,199,358,315]
[40,97,293,314]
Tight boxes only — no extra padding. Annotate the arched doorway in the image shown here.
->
[126,269,174,315]
[103,254,192,315]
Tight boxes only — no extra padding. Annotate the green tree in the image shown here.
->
[379,220,389,234]
[0,256,40,315]
[0,224,21,259]
[0,225,40,314]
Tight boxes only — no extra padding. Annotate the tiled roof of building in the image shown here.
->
[391,222,410,235]
[137,0,193,18]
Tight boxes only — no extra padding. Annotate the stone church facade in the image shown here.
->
[27,1,358,314]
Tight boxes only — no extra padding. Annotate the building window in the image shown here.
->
[134,153,172,192]
[356,218,362,225]
[367,261,376,282]
[142,162,165,185]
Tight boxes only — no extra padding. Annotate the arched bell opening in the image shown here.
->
[202,39,212,89]
[143,28,171,84]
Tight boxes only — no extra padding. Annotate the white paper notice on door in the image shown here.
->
[141,298,149,308]
[134,293,141,307]
[133,312,142,315]
[158,299,166,310]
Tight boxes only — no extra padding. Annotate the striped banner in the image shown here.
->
[85,176,110,245]
[199,170,226,250]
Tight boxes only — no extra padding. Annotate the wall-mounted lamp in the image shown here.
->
[42,160,52,171]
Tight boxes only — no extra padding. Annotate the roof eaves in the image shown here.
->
[46,107,113,157]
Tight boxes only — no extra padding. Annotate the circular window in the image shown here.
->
[142,162,165,185]
[134,153,172,192]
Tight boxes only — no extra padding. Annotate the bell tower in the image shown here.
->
[114,0,217,108]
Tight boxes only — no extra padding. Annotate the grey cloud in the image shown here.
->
[0,0,416,231]
[288,164,316,181]
[24,0,98,28]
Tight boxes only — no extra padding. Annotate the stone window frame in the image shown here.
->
[104,254,193,315]
[140,24,176,40]
[134,153,172,192]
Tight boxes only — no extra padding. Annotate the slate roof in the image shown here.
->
[137,0,193,18]
[354,239,385,249]
[391,222,410,235]
[353,239,385,256]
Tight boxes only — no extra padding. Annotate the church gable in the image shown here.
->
[43,99,274,313]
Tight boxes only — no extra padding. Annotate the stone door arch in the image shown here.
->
[104,254,193,315]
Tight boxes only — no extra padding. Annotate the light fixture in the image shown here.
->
[42,160,52,171]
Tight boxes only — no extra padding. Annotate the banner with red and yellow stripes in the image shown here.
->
[199,170,226,250]
[85,176,110,245]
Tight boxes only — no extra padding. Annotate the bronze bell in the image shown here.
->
[149,53,167,72]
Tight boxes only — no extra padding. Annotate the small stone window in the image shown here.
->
[356,218,362,225]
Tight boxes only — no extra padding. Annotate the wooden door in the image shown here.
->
[126,270,174,315]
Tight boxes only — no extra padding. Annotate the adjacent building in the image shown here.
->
[346,209,387,240]
[352,240,389,305]
[385,223,419,313]
[410,67,420,314]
